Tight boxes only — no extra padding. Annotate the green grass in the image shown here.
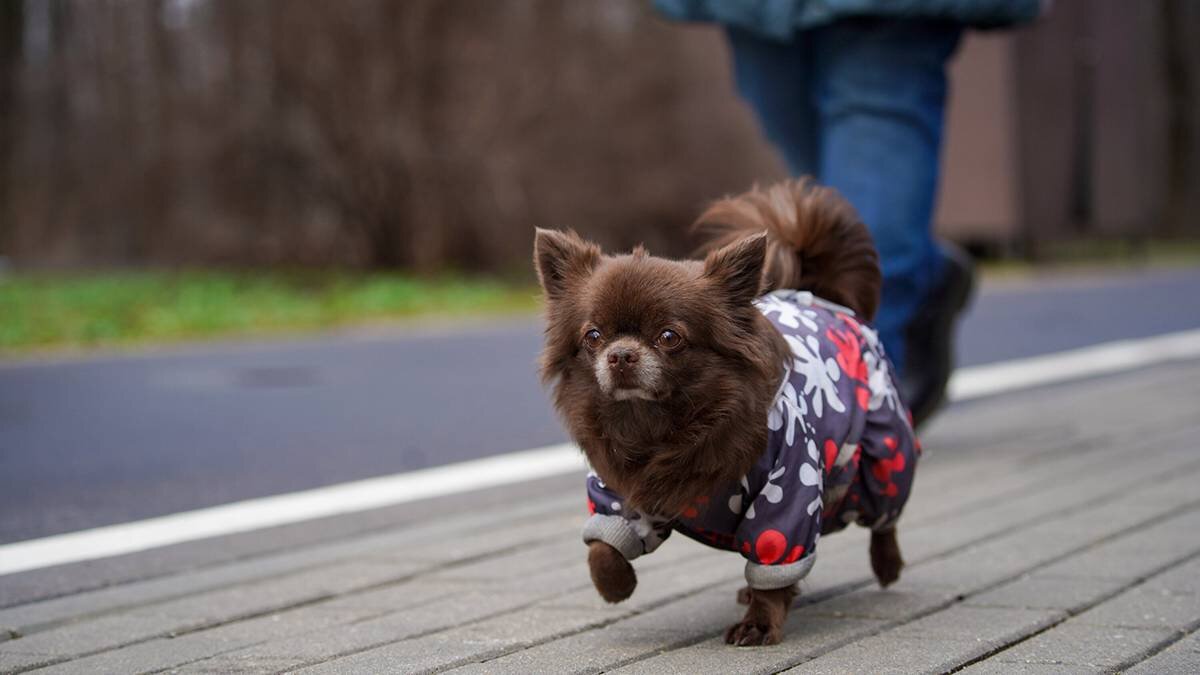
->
[0,270,542,354]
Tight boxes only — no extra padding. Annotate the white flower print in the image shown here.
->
[801,437,825,515]
[768,379,807,447]
[863,350,902,412]
[760,465,786,504]
[859,322,882,350]
[833,441,858,467]
[785,333,845,418]
[728,475,751,515]
[799,462,820,488]
[755,293,819,332]
[741,466,786,520]
[627,511,671,553]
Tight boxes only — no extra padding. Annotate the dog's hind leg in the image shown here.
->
[870,527,904,587]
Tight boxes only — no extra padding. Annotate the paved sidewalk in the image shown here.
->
[2,361,1200,674]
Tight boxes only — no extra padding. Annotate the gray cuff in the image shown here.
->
[745,554,816,590]
[582,513,644,561]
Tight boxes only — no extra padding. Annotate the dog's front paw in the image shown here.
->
[587,540,636,603]
[724,617,781,646]
[723,585,795,646]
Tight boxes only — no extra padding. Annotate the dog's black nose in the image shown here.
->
[607,348,639,369]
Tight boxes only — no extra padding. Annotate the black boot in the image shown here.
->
[900,242,976,429]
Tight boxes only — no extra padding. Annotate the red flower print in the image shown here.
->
[827,327,868,384]
[823,439,839,469]
[784,545,806,564]
[856,386,870,410]
[755,529,788,564]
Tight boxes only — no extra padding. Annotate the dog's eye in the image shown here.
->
[655,329,683,351]
[583,329,602,350]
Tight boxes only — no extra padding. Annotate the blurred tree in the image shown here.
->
[0,0,782,273]
[3,0,1192,273]
[1161,0,1196,236]
[0,0,21,249]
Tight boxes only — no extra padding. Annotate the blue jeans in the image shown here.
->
[726,19,962,375]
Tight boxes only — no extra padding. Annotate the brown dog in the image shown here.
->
[535,179,916,645]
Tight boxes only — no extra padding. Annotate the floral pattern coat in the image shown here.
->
[582,290,919,590]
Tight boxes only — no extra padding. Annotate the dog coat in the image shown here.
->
[582,289,919,589]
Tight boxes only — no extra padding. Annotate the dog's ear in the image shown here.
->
[703,232,766,305]
[534,228,600,299]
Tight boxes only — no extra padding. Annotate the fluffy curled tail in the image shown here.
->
[695,178,882,321]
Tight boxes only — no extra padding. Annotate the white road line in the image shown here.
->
[947,327,1200,401]
[0,444,586,577]
[2,328,1199,577]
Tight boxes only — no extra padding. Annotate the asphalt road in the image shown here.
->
[2,267,1198,545]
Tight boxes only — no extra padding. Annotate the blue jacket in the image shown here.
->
[654,0,1043,42]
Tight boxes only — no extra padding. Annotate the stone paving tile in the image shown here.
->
[35,607,375,675]
[772,605,1063,675]
[293,632,500,675]
[1124,629,1200,674]
[35,636,253,675]
[0,613,207,662]
[883,605,1064,643]
[295,607,608,674]
[1075,585,1200,630]
[783,635,990,674]
[161,544,733,674]
[965,574,1124,612]
[305,579,464,614]
[0,651,58,672]
[801,585,958,621]
[173,653,309,674]
[604,615,886,675]
[0,525,588,668]
[196,588,536,665]
[140,560,409,622]
[903,419,1198,529]
[1143,557,1200,595]
[960,658,1100,674]
[0,497,580,633]
[1033,511,1200,582]
[0,561,408,668]
[449,627,703,675]
[902,503,1195,594]
[900,454,1200,576]
[984,622,1175,670]
[451,575,747,673]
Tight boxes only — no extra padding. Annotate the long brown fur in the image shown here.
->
[536,229,788,515]
[534,178,888,646]
[695,177,882,321]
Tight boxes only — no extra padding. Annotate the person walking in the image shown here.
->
[655,0,1043,427]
